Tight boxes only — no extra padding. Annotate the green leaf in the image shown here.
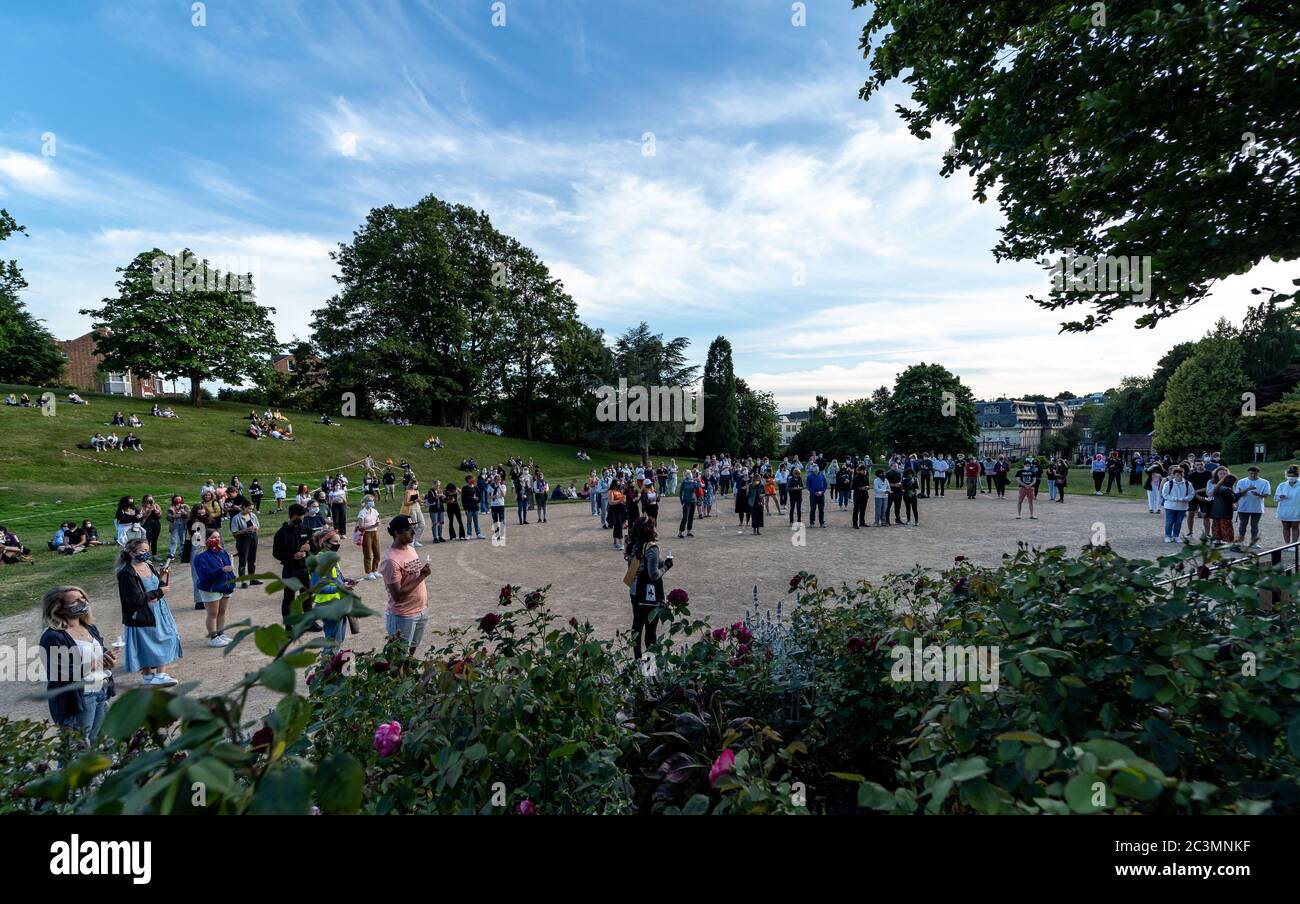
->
[316,752,364,815]
[1080,739,1137,762]
[250,765,312,815]
[548,741,584,760]
[1065,773,1106,814]
[857,781,895,810]
[186,756,237,798]
[102,688,153,741]
[1025,745,1056,772]
[996,731,1044,743]
[254,624,291,657]
[946,756,990,782]
[1020,653,1051,677]
[259,659,296,694]
[681,794,711,816]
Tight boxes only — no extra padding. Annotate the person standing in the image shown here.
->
[490,475,508,543]
[677,468,698,538]
[462,476,484,539]
[533,470,549,523]
[885,462,903,525]
[426,481,446,544]
[230,500,262,588]
[309,527,357,650]
[992,456,1010,498]
[400,483,426,547]
[746,477,765,535]
[272,477,287,512]
[1090,453,1106,495]
[1186,459,1213,540]
[249,478,264,512]
[1105,452,1125,495]
[872,470,890,526]
[1143,459,1166,514]
[40,586,118,741]
[1159,466,1195,543]
[356,494,382,577]
[193,531,236,647]
[328,480,348,534]
[625,516,672,663]
[380,515,431,654]
[114,496,140,546]
[851,464,870,529]
[1274,466,1300,545]
[595,470,610,527]
[1014,459,1038,520]
[1233,466,1271,548]
[806,465,827,528]
[902,468,920,525]
[965,457,981,499]
[932,455,949,497]
[167,495,189,558]
[608,481,627,550]
[139,495,162,556]
[786,467,803,525]
[272,503,318,630]
[1051,458,1068,503]
[382,466,397,502]
[444,481,465,541]
[1206,467,1238,545]
[117,538,182,686]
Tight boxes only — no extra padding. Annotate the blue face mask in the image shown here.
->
[133,551,151,562]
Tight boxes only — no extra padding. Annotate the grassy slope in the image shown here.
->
[0,382,632,616]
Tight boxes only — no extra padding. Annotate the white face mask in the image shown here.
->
[1289,477,1298,484]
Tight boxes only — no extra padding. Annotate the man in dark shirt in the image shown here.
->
[885,466,903,525]
[461,477,483,539]
[1185,460,1213,540]
[851,465,870,529]
[272,503,318,629]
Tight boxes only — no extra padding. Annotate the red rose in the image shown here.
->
[479,612,502,634]
[250,726,274,753]
[524,590,543,610]
[712,628,727,642]
[847,637,867,654]
[373,659,391,673]
[668,588,688,606]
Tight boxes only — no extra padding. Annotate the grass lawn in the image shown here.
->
[0,382,641,616]
[1059,460,1299,502]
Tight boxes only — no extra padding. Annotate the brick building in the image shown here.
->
[57,330,165,398]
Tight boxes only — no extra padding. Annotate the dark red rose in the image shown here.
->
[372,659,391,673]
[569,617,579,629]
[479,612,502,633]
[729,657,742,667]
[499,585,512,604]
[952,577,968,593]
[764,649,773,661]
[524,590,543,610]
[737,643,750,656]
[954,555,967,562]
[1196,565,1212,580]
[250,726,274,753]
[847,637,867,654]
[712,628,727,642]
[789,575,802,590]
[667,588,688,606]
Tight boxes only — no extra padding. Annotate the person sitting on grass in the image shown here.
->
[1,525,32,564]
[67,392,87,405]
[49,522,82,555]
[77,519,103,547]
[90,432,107,451]
[122,432,143,452]
[3,393,16,406]
[127,412,142,427]
[19,392,31,407]
[111,411,126,426]
[247,422,263,439]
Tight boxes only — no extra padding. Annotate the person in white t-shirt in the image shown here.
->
[1233,467,1271,548]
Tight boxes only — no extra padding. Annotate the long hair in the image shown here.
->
[42,585,93,630]
[117,537,150,571]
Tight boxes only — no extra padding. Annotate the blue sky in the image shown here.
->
[0,0,1273,409]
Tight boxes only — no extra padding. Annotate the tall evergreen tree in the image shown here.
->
[696,336,738,456]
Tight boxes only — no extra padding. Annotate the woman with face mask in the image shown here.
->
[40,585,118,740]
[356,494,382,577]
[1159,466,1195,543]
[193,530,236,646]
[117,538,181,686]
[310,527,358,648]
[1274,466,1300,544]
[114,495,139,546]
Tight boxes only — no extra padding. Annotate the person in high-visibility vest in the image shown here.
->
[310,527,357,648]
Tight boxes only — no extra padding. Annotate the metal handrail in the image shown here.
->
[1156,540,1300,588]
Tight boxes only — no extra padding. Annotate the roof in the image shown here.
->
[1115,433,1153,451]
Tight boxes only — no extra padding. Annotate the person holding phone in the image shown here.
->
[117,538,181,686]
[40,586,119,740]
[194,531,236,646]
[273,503,318,630]
[1233,466,1271,548]
[626,515,672,664]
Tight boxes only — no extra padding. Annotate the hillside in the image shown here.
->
[0,383,636,615]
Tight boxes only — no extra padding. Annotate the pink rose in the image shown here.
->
[373,720,403,758]
[518,800,537,816]
[709,749,736,786]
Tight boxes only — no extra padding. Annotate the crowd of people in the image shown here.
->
[243,409,295,440]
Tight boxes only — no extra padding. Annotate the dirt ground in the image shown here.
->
[0,489,1222,725]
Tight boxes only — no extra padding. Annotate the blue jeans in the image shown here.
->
[590,492,598,515]
[1164,508,1186,539]
[465,509,482,537]
[597,493,607,525]
[479,492,489,514]
[517,497,529,523]
[874,497,888,525]
[56,689,108,742]
[169,521,186,557]
[429,509,444,539]
[386,609,429,653]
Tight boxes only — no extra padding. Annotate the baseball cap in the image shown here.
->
[388,514,416,534]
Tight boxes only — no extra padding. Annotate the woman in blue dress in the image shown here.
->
[117,537,183,687]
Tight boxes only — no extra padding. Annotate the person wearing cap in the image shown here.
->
[310,527,358,647]
[1274,466,1300,544]
[1233,466,1271,549]
[381,515,431,653]
[273,503,319,630]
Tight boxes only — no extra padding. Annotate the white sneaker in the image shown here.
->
[1164,537,1173,543]
[413,541,424,548]
[208,636,227,647]
[151,673,178,687]
[140,673,156,686]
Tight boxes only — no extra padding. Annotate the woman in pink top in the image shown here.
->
[379,514,430,653]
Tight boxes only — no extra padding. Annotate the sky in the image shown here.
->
[0,0,1283,411]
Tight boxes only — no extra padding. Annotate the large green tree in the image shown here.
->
[535,320,615,447]
[696,336,739,456]
[858,1,1300,329]
[605,322,698,463]
[882,363,977,453]
[0,210,64,385]
[1091,377,1152,449]
[734,378,780,459]
[1153,329,1251,453]
[81,248,273,406]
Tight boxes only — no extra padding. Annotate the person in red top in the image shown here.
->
[964,457,981,499]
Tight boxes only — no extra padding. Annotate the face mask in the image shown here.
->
[64,600,90,616]
[364,501,373,508]
[133,551,151,562]
[1289,477,1298,484]
[206,538,222,551]
[327,542,341,552]
[309,506,319,514]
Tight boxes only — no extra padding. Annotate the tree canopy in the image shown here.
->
[0,210,64,385]
[857,1,1300,330]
